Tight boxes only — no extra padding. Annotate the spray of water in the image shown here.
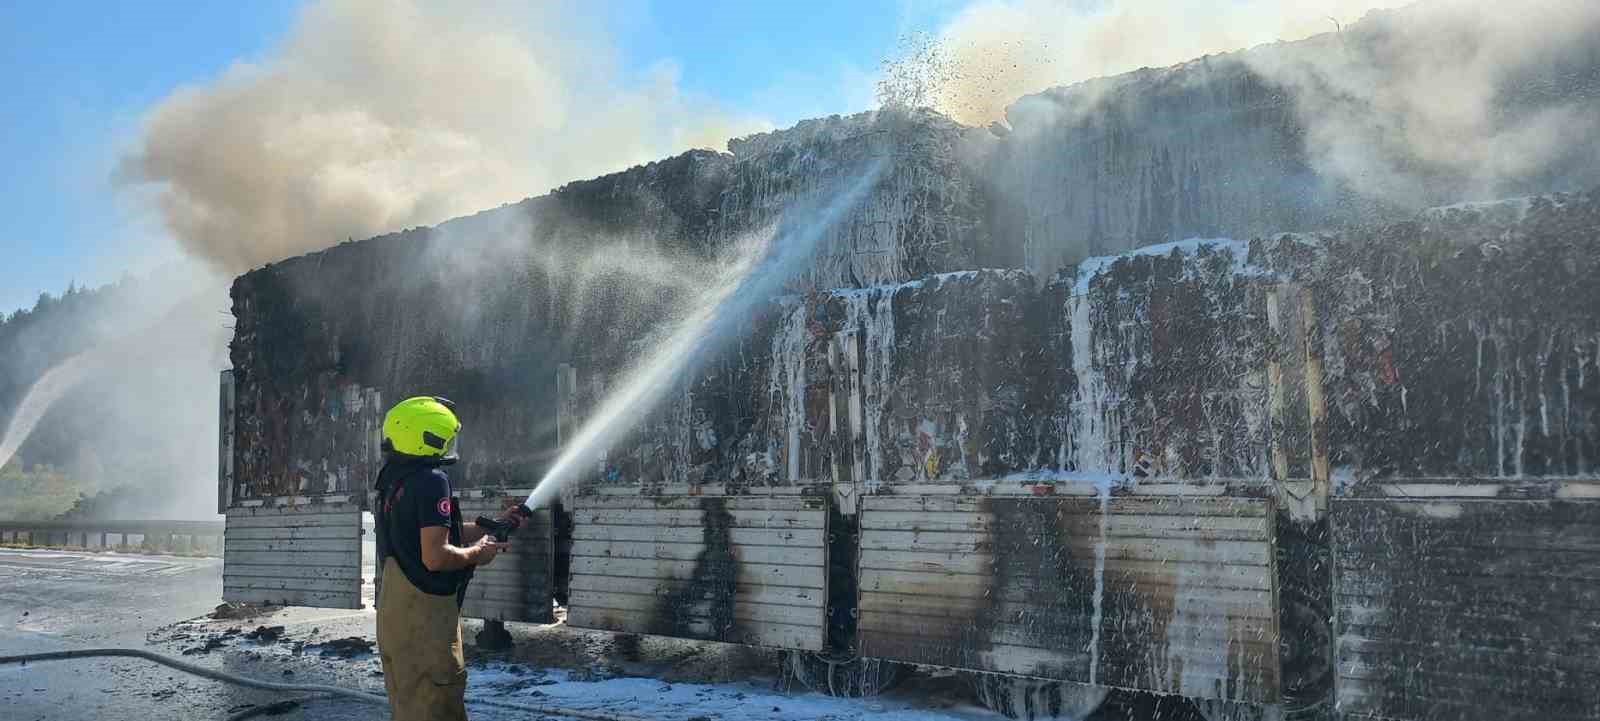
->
[0,352,100,472]
[522,158,888,510]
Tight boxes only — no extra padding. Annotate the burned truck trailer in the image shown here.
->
[219,11,1600,721]
[220,183,1600,721]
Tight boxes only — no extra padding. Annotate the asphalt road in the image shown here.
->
[0,548,384,721]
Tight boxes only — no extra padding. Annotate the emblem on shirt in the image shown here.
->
[437,497,452,517]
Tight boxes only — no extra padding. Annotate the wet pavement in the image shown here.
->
[0,549,987,721]
[0,548,383,720]
[0,547,1193,720]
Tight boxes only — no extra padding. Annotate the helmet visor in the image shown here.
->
[433,397,460,462]
[439,431,460,464]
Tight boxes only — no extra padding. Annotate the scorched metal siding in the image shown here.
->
[565,492,828,651]
[858,494,1280,704]
[1332,495,1600,721]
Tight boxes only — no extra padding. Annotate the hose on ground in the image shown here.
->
[0,647,656,721]
[0,648,387,704]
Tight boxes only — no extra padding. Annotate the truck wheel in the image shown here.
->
[1275,516,1333,721]
[970,673,1107,720]
[784,652,905,697]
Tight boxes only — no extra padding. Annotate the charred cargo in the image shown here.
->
[220,12,1600,721]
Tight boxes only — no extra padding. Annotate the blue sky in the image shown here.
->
[611,0,970,126]
[0,1,963,316]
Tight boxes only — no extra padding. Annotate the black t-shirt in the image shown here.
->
[375,459,466,597]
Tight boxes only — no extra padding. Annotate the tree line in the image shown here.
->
[1,277,163,520]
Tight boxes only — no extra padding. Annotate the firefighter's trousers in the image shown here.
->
[377,557,468,721]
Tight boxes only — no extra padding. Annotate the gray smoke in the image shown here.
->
[119,0,770,274]
[925,0,1600,205]
[1244,0,1600,205]
[31,0,768,519]
[923,0,1411,125]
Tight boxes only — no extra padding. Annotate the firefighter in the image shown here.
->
[373,396,506,721]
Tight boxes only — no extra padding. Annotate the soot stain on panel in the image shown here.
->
[977,498,1097,679]
[824,498,859,655]
[650,497,739,642]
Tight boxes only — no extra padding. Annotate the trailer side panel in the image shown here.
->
[1332,497,1600,721]
[224,502,365,609]
[858,494,1280,704]
[565,493,829,650]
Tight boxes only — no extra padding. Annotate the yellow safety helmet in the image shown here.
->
[382,396,461,462]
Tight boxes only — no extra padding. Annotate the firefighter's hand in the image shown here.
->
[496,498,528,521]
[468,535,507,566]
[497,498,530,527]
[494,506,524,531]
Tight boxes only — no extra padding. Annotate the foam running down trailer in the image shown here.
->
[217,25,1600,717]
[219,190,1600,721]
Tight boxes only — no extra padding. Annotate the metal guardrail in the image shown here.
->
[0,519,225,556]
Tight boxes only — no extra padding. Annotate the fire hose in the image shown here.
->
[0,647,655,721]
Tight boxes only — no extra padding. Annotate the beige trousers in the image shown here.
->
[376,557,468,721]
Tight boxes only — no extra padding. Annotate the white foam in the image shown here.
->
[1072,237,1260,294]
[465,663,994,721]
[768,301,809,482]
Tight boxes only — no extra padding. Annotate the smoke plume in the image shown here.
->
[25,0,769,519]
[919,0,1600,205]
[923,0,1412,125]
[120,0,771,274]
[1243,0,1600,205]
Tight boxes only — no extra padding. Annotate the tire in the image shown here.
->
[783,652,905,697]
[1275,515,1334,721]
[970,673,1108,720]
